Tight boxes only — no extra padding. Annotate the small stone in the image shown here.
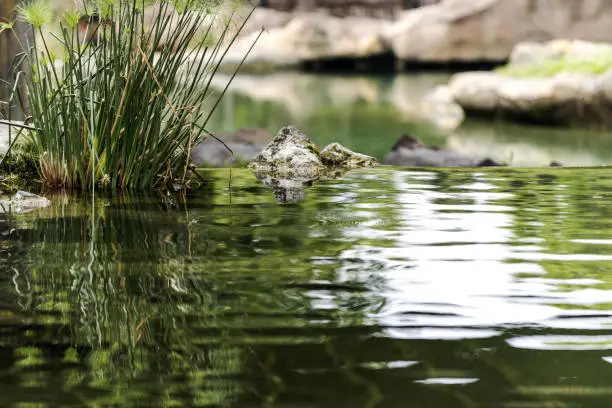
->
[0,191,51,213]
[320,143,378,168]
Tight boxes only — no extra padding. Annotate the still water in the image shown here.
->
[1,167,612,407]
[208,73,612,167]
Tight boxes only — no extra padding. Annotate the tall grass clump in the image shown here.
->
[3,0,258,190]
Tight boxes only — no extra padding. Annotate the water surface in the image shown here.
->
[208,73,612,167]
[2,167,612,407]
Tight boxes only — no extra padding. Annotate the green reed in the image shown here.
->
[3,0,258,190]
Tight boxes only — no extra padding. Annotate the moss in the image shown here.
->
[496,56,612,78]
[305,143,320,157]
[0,135,41,192]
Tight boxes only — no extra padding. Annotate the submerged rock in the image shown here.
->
[191,140,262,167]
[419,86,465,131]
[384,134,503,168]
[249,126,377,201]
[252,173,314,204]
[320,143,378,169]
[0,191,51,213]
[191,128,273,166]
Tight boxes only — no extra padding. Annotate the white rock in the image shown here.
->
[249,125,326,178]
[220,12,387,71]
[448,72,502,111]
[249,126,377,179]
[420,85,465,131]
[0,191,51,214]
[448,66,612,126]
[385,0,612,63]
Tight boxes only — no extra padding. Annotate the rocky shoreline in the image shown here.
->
[210,1,612,129]
[444,40,612,128]
[214,0,612,73]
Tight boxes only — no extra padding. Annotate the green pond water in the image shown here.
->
[2,166,612,407]
[208,73,612,167]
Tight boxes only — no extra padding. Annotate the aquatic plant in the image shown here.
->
[2,0,259,190]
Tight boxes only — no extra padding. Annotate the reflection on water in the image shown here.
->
[253,173,312,204]
[2,167,612,406]
[208,73,612,167]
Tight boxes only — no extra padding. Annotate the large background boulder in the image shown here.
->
[221,11,388,71]
[448,70,608,126]
[388,80,465,130]
[445,38,612,127]
[384,0,612,63]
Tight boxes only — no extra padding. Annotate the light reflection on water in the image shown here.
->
[1,167,612,406]
[337,169,612,341]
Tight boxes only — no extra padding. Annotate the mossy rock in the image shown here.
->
[248,126,378,182]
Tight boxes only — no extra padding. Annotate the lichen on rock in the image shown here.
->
[320,143,378,169]
[248,126,378,201]
[248,125,326,179]
[249,125,377,180]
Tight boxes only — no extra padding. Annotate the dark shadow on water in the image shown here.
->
[300,52,506,74]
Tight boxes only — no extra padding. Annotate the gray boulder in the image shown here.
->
[447,70,607,126]
[249,126,326,178]
[249,125,378,184]
[252,173,313,204]
[443,39,612,127]
[384,0,612,64]
[191,128,273,167]
[320,143,378,169]
[218,12,387,72]
[384,134,502,168]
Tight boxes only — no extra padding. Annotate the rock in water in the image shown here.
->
[249,126,324,179]
[252,173,312,204]
[249,126,378,201]
[384,134,502,168]
[0,191,51,213]
[191,128,273,167]
[320,143,378,169]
